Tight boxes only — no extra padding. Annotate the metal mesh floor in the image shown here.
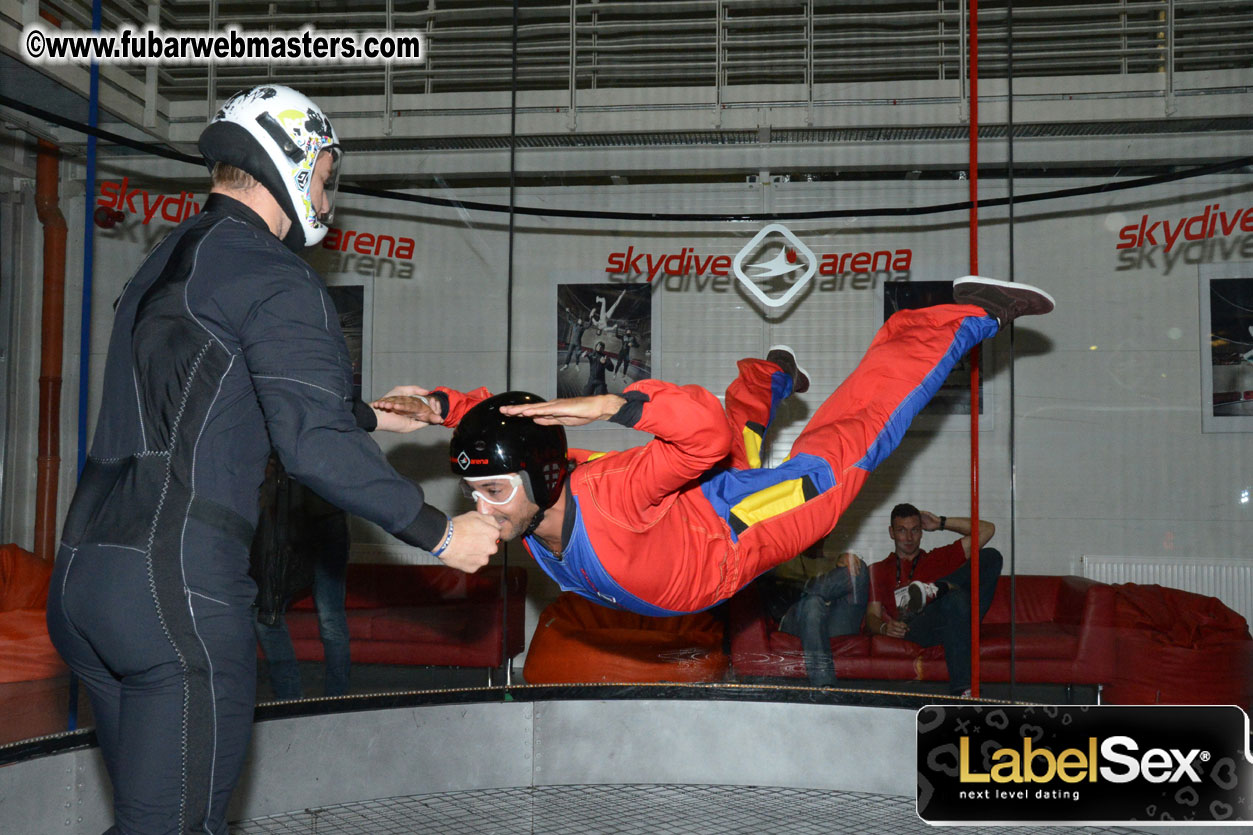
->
[228,784,1153,835]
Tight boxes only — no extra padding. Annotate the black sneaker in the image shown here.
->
[952,276,1055,327]
[765,344,810,394]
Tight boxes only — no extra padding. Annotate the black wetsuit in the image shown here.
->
[47,194,446,834]
[582,350,611,396]
[615,333,637,375]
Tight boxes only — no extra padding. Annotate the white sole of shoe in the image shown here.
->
[766,344,811,393]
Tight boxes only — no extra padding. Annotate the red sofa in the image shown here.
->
[728,574,1253,707]
[728,574,1120,688]
[0,544,68,683]
[284,563,527,673]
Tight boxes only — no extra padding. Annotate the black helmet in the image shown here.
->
[449,392,569,510]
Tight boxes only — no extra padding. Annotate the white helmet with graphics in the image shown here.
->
[198,85,340,250]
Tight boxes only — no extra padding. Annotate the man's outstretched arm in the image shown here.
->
[371,385,493,428]
[504,380,732,509]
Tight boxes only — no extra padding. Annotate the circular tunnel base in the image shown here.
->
[0,686,1210,835]
[229,783,1155,835]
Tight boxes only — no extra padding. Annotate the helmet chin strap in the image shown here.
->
[519,471,561,540]
[520,509,546,539]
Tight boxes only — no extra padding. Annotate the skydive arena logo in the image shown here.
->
[918,705,1253,825]
[603,228,912,301]
[732,223,817,309]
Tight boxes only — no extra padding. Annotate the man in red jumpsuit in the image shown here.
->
[375,276,1052,616]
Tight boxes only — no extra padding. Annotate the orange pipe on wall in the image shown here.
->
[33,139,67,564]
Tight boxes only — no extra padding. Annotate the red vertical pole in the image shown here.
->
[967,0,982,699]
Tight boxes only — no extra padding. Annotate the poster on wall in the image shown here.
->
[1199,266,1253,433]
[880,279,991,430]
[556,282,652,400]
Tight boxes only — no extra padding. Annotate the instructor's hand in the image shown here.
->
[500,394,626,426]
[372,385,443,431]
[435,512,501,573]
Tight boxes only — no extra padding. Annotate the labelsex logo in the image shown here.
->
[732,223,818,308]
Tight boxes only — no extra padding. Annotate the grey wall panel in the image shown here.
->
[0,747,112,835]
[531,700,915,798]
[228,702,536,820]
[2,700,919,832]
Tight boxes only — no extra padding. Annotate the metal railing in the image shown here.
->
[34,0,1253,103]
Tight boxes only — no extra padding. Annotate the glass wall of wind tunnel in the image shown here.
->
[501,0,1253,697]
[501,0,1002,691]
[17,2,1246,748]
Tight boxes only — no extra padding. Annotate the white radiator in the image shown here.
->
[1080,555,1253,630]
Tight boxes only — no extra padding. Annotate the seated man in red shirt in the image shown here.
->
[864,503,1001,697]
[375,277,1043,620]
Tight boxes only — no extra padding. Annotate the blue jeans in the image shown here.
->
[778,564,869,687]
[254,543,350,699]
[904,547,1003,694]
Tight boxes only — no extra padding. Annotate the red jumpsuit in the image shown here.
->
[441,304,997,615]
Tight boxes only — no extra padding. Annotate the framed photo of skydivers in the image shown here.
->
[879,279,993,431]
[556,282,653,401]
[1199,265,1253,433]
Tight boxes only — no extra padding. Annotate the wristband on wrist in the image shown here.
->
[430,519,455,557]
[939,515,947,531]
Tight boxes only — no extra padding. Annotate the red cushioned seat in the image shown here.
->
[523,592,728,684]
[869,635,924,659]
[0,544,68,683]
[978,623,1080,660]
[729,573,1120,687]
[1105,584,1252,709]
[280,564,526,671]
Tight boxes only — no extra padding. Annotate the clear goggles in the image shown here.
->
[317,148,341,226]
[461,473,533,506]
[255,111,340,226]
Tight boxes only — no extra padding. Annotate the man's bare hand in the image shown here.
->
[919,510,942,532]
[499,394,626,426]
[435,512,501,573]
[882,617,908,638]
[371,385,443,432]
